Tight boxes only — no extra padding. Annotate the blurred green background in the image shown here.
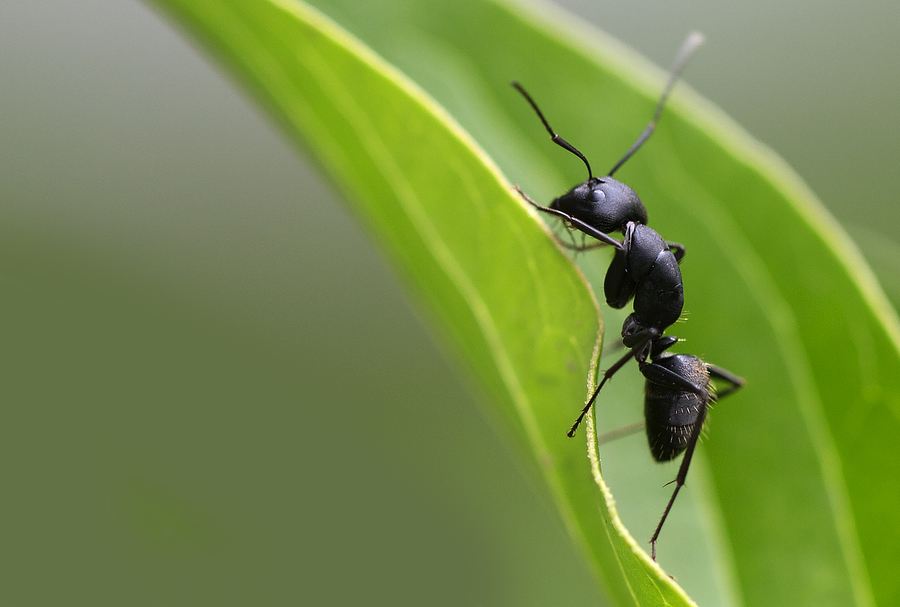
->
[1,1,897,605]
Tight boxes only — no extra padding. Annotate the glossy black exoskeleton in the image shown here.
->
[512,34,748,561]
[516,183,685,369]
[608,223,684,346]
[513,34,702,436]
[511,34,705,428]
[550,176,647,234]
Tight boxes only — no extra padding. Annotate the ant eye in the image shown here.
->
[590,188,606,202]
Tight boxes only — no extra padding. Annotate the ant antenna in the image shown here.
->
[512,81,594,180]
[607,32,704,177]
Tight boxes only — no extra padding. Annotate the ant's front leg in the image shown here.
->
[513,186,624,251]
[555,228,609,254]
[601,338,627,358]
[604,244,635,310]
[557,238,608,253]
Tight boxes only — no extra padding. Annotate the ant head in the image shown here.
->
[551,177,648,233]
[621,313,659,348]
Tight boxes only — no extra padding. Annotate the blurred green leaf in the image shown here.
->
[150,0,696,605]
[151,0,900,605]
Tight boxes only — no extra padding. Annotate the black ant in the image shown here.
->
[512,34,745,560]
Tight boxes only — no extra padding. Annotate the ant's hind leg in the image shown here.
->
[708,364,745,399]
[639,361,706,395]
[667,241,686,263]
[650,403,708,560]
[598,421,645,445]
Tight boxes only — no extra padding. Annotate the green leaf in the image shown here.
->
[149,0,693,605]
[150,0,900,606]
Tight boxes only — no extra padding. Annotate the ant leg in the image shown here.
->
[557,224,580,251]
[650,336,679,356]
[638,360,706,395]
[708,364,745,399]
[607,33,704,177]
[602,338,627,358]
[547,223,607,254]
[649,402,708,560]
[604,246,637,310]
[511,82,593,180]
[513,186,624,250]
[557,239,608,253]
[667,241,686,263]
[567,346,637,437]
[598,421,645,445]
[567,334,654,437]
[540,220,595,254]
[562,232,611,253]
[602,330,674,365]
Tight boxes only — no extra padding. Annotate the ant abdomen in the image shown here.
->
[643,355,711,461]
[645,390,704,461]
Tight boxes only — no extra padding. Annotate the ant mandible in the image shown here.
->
[512,34,745,560]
